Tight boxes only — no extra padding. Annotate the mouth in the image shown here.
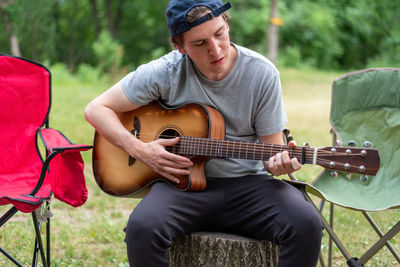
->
[211,57,225,65]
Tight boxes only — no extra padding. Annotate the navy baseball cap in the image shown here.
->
[166,0,232,37]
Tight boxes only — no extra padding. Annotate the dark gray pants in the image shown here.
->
[124,174,322,267]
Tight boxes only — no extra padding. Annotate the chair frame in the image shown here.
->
[0,54,91,267]
[0,127,85,267]
[283,69,400,267]
[289,173,400,267]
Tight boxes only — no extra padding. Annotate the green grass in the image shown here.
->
[0,67,399,266]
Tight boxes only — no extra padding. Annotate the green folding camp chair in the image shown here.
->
[288,68,400,267]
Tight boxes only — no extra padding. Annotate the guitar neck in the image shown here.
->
[175,136,313,164]
[172,136,380,176]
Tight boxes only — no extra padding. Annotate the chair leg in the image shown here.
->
[361,211,400,263]
[0,246,24,267]
[32,210,48,267]
[358,218,400,264]
[328,203,334,267]
[300,190,361,265]
[47,206,51,267]
[0,206,18,227]
[0,207,25,266]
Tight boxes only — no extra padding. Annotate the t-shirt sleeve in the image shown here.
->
[121,57,171,106]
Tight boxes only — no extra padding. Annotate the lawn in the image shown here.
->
[0,67,398,266]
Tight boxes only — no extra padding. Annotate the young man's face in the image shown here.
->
[177,15,237,81]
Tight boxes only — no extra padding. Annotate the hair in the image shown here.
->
[169,6,231,48]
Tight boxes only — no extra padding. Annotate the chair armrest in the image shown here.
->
[37,128,92,207]
[39,128,92,153]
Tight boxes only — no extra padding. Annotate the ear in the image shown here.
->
[176,45,187,55]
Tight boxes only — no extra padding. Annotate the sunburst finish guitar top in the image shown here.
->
[93,101,225,197]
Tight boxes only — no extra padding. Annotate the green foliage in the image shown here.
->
[229,0,270,54]
[280,1,342,69]
[0,0,57,61]
[77,63,104,84]
[1,0,399,70]
[118,0,171,66]
[93,30,124,73]
[50,62,75,84]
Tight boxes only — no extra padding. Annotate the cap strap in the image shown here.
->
[187,2,232,29]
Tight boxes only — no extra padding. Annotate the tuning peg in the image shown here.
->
[336,139,342,146]
[346,173,352,179]
[347,140,357,147]
[344,163,350,171]
[330,171,338,178]
[363,141,372,148]
[360,175,369,183]
[361,150,368,157]
[359,165,366,173]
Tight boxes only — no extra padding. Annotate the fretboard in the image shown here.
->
[171,136,313,164]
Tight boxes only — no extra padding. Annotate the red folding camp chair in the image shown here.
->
[0,54,92,267]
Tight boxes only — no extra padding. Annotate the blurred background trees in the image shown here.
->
[1,0,399,73]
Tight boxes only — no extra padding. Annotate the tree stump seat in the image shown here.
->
[167,231,279,267]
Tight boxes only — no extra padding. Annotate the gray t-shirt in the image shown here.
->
[122,43,287,178]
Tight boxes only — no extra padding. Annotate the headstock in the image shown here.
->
[316,141,380,181]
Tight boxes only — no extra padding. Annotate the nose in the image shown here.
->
[208,38,221,57]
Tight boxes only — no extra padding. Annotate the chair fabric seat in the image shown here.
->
[0,53,92,267]
[298,69,400,211]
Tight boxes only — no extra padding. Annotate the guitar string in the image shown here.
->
[135,133,365,166]
[135,134,363,157]
[165,146,365,171]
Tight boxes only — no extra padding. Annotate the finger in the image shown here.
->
[160,172,181,184]
[275,152,285,173]
[154,164,191,184]
[158,137,180,146]
[291,157,302,171]
[280,151,293,172]
[267,156,277,174]
[288,140,297,148]
[269,154,283,176]
[157,138,193,165]
[160,151,193,168]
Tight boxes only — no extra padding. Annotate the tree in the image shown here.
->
[89,0,126,39]
[0,0,21,57]
[267,0,280,65]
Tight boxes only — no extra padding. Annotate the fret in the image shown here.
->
[180,137,296,161]
[269,145,274,158]
[260,143,264,160]
[204,137,208,156]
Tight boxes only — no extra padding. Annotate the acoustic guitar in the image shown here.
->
[92,101,380,198]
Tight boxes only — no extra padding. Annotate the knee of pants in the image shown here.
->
[124,210,170,249]
[279,202,323,243]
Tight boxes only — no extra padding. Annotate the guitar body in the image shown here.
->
[92,101,225,197]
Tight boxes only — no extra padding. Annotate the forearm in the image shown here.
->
[84,101,144,159]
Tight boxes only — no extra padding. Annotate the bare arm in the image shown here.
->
[258,132,301,176]
[84,82,193,183]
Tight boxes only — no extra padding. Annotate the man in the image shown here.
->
[85,0,322,266]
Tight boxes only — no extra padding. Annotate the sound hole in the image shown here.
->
[161,129,181,154]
